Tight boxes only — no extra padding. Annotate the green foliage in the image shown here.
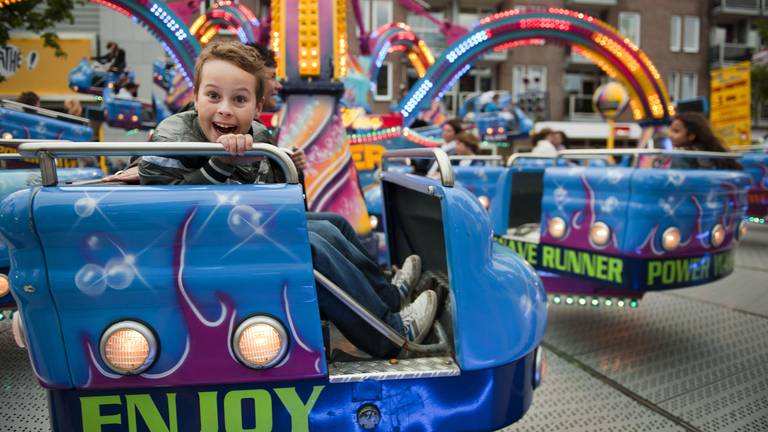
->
[753,19,768,102]
[0,0,79,58]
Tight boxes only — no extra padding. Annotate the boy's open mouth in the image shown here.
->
[213,122,238,135]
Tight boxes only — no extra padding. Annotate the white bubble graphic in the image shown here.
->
[606,170,623,184]
[554,186,568,205]
[75,264,106,296]
[74,197,97,218]
[228,205,262,237]
[105,258,134,290]
[601,196,619,214]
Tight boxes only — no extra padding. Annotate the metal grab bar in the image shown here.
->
[1,99,91,125]
[314,270,449,354]
[382,148,454,187]
[557,148,743,160]
[16,141,299,186]
[506,153,556,167]
[0,153,22,160]
[448,155,503,165]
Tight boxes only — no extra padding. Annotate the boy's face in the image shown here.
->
[195,59,258,142]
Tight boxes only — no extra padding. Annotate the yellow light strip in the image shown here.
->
[298,0,320,76]
[270,0,286,79]
[333,0,348,78]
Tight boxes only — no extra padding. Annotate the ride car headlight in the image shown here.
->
[711,224,726,248]
[661,227,681,251]
[547,217,567,239]
[590,222,611,247]
[737,220,748,240]
[233,316,288,369]
[0,274,9,298]
[478,195,490,209]
[1,132,12,140]
[100,321,157,374]
[369,215,379,230]
[131,115,139,122]
[117,113,125,121]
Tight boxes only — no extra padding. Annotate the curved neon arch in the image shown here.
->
[92,0,200,87]
[368,23,434,90]
[399,8,673,127]
[190,1,260,45]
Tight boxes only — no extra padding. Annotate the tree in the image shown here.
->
[0,0,80,60]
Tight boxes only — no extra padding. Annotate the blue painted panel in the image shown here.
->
[430,179,547,370]
[0,189,73,387]
[22,184,324,390]
[49,352,535,431]
[0,107,92,141]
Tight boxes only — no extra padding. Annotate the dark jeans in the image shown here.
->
[306,212,377,261]
[307,219,401,313]
[309,231,403,358]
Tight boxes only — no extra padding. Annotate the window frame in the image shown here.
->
[618,11,641,47]
[682,16,700,53]
[374,61,393,101]
[670,15,681,52]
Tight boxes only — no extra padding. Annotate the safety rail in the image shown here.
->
[506,153,557,167]
[557,149,742,167]
[449,155,503,166]
[1,99,90,125]
[730,144,768,152]
[16,142,299,186]
[383,148,454,187]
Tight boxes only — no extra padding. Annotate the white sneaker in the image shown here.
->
[399,290,437,344]
[392,255,421,303]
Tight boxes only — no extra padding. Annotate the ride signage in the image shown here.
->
[496,237,734,290]
[710,61,751,148]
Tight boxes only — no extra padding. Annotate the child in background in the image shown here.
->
[667,112,741,170]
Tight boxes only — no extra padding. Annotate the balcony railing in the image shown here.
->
[710,43,755,68]
[566,94,601,121]
[713,0,761,15]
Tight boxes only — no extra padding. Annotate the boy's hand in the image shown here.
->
[290,146,307,171]
[219,134,254,156]
[215,134,259,166]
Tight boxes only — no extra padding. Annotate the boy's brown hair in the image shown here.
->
[194,41,267,104]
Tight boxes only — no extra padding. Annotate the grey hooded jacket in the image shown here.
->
[138,110,285,185]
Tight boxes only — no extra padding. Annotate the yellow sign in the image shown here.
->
[0,37,92,97]
[710,61,751,148]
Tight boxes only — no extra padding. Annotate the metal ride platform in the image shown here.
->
[2,225,768,431]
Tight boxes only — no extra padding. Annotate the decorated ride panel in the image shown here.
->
[0,168,104,308]
[0,106,92,143]
[1,184,324,389]
[742,151,768,220]
[494,164,750,293]
[47,353,535,431]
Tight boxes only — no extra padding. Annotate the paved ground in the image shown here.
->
[2,224,767,431]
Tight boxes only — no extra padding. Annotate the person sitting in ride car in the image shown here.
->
[138,41,438,358]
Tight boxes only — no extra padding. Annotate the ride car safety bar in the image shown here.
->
[730,144,768,152]
[1,99,91,125]
[314,270,450,354]
[506,153,556,167]
[557,148,742,167]
[16,141,300,187]
[382,148,454,187]
[449,155,503,165]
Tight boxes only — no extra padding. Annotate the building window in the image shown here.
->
[670,15,681,52]
[668,72,697,100]
[513,65,547,96]
[683,16,700,53]
[618,12,641,47]
[360,0,393,34]
[681,73,698,99]
[374,62,392,101]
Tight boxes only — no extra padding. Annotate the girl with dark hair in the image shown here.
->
[668,112,741,170]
